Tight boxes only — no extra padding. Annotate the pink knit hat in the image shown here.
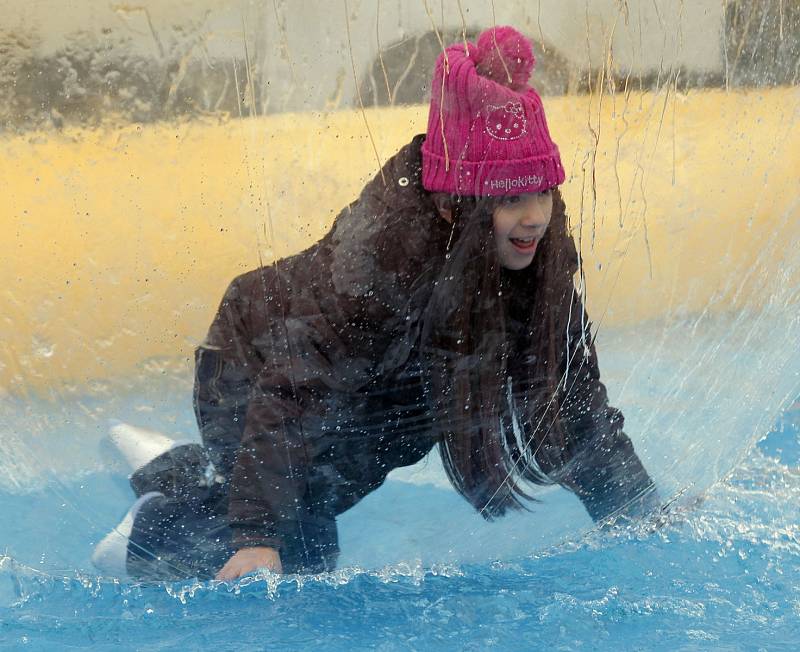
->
[421,26,565,197]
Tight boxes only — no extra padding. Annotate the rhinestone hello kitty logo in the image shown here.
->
[485,101,527,141]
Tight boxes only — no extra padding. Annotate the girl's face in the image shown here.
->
[492,190,554,270]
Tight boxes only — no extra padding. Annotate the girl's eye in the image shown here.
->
[500,195,522,206]
[539,188,553,196]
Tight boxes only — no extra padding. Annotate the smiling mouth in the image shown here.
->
[510,237,537,253]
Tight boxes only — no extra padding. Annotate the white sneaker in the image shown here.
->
[91,491,163,577]
[108,420,191,471]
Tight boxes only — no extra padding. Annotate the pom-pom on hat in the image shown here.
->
[421,26,565,197]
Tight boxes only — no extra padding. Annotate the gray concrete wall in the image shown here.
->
[1,0,726,124]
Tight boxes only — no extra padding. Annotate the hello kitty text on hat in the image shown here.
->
[421,26,566,197]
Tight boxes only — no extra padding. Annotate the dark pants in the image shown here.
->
[125,444,339,580]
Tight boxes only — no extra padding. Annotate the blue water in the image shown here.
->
[1,398,798,650]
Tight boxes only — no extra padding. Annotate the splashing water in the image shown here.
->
[2,2,800,649]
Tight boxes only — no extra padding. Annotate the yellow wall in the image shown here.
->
[2,87,799,393]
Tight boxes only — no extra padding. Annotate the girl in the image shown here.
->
[93,26,658,581]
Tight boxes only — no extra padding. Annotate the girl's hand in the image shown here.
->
[215,546,282,581]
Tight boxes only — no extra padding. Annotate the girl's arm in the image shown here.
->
[193,276,261,476]
[555,297,660,522]
[196,271,329,561]
[225,360,322,552]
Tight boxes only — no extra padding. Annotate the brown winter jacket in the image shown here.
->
[193,135,656,551]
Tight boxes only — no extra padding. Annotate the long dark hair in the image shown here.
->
[420,188,581,518]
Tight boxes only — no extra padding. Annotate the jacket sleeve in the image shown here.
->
[193,277,262,476]
[226,354,321,550]
[225,304,356,551]
[555,294,660,522]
